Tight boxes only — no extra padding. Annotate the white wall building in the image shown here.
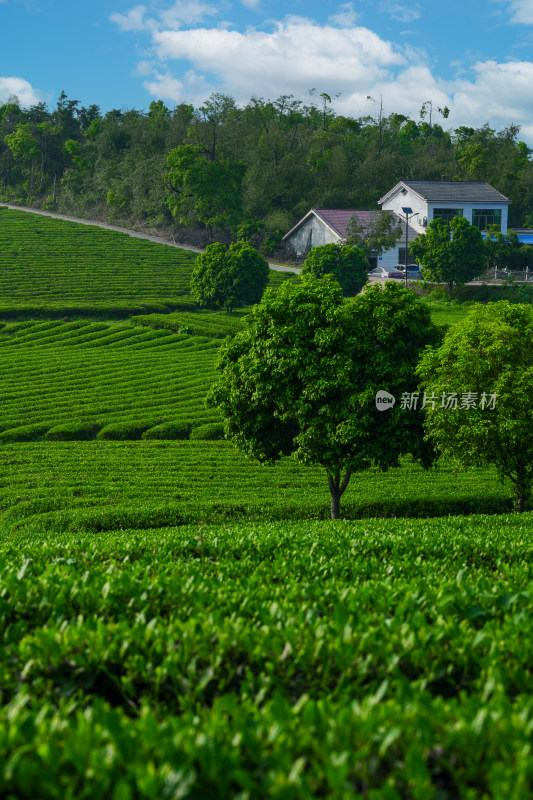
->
[283,181,511,267]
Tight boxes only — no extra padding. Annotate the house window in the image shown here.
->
[433,208,463,223]
[398,247,411,264]
[472,209,502,231]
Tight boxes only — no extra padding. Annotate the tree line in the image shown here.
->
[1,91,533,248]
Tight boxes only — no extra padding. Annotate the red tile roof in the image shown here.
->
[313,209,392,238]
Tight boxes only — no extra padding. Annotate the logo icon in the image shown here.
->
[375,390,395,411]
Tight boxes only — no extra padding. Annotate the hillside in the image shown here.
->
[1,208,532,799]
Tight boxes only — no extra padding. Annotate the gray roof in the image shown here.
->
[380,181,510,205]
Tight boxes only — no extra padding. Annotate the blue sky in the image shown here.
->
[2,0,533,142]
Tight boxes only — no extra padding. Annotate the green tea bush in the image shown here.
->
[96,421,152,441]
[2,516,533,798]
[0,422,50,443]
[189,422,225,440]
[45,422,101,441]
[142,421,192,440]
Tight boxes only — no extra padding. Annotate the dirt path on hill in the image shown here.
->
[0,202,301,274]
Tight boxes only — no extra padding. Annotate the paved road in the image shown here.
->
[0,202,301,274]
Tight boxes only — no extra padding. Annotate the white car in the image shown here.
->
[368,266,404,279]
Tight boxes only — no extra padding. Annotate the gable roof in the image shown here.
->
[283,208,396,241]
[379,181,510,206]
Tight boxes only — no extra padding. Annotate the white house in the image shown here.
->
[283,181,511,267]
[379,180,510,236]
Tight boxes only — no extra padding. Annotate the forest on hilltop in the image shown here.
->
[1,90,533,251]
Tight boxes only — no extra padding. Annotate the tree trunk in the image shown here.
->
[327,469,352,520]
[512,465,529,513]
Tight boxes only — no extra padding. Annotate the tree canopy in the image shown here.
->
[301,243,369,296]
[345,211,402,258]
[165,144,245,232]
[417,301,533,512]
[409,216,485,294]
[191,241,269,313]
[2,91,533,246]
[209,278,440,518]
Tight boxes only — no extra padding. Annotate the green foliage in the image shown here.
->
[165,143,245,231]
[345,210,403,258]
[2,516,533,797]
[409,216,485,293]
[131,310,246,338]
[483,227,533,272]
[191,241,269,313]
[189,422,225,440]
[0,209,197,312]
[2,90,533,233]
[4,122,40,162]
[417,301,533,511]
[0,321,221,438]
[301,243,368,296]
[45,422,101,441]
[0,422,50,443]
[142,421,192,440]
[209,278,441,517]
[96,421,153,440]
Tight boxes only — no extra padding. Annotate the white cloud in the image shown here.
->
[113,5,533,144]
[151,16,405,101]
[111,1,219,32]
[159,1,220,28]
[504,0,533,23]
[110,5,149,32]
[329,2,359,27]
[143,68,214,102]
[448,60,533,141]
[378,1,422,23]
[0,76,42,107]
[241,0,261,9]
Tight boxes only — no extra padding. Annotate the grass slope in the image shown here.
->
[0,208,295,318]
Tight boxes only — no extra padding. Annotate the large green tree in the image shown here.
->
[483,227,533,274]
[409,216,485,294]
[417,302,533,512]
[209,278,440,518]
[301,243,368,296]
[165,144,245,232]
[344,210,402,259]
[191,241,269,313]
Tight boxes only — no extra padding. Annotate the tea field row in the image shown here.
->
[0,321,222,436]
[0,208,195,303]
[1,515,533,798]
[0,208,297,318]
[0,440,512,533]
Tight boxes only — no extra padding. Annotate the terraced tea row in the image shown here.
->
[0,208,198,310]
[0,208,297,318]
[1,516,533,797]
[0,440,511,532]
[0,321,221,437]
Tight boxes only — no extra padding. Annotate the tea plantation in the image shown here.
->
[1,208,532,798]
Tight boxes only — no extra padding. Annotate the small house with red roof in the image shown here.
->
[283,180,511,268]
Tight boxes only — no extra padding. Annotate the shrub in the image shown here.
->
[301,243,368,296]
[142,422,192,440]
[191,242,269,313]
[96,422,152,441]
[189,423,225,441]
[0,423,50,443]
[45,422,101,441]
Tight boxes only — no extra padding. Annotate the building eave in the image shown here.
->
[282,208,351,241]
